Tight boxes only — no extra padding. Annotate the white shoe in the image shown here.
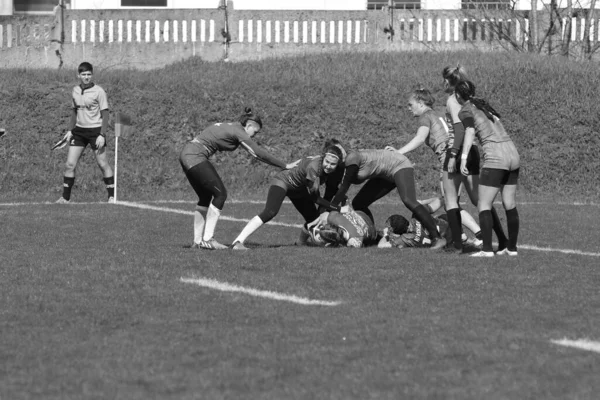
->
[55,197,70,204]
[231,241,248,250]
[497,248,518,256]
[471,250,495,258]
[107,196,116,204]
[199,239,227,250]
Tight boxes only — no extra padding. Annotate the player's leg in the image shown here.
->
[197,163,228,248]
[443,171,464,251]
[232,183,287,248]
[94,145,115,201]
[498,169,519,256]
[473,168,504,256]
[351,179,395,223]
[58,144,85,202]
[183,165,213,246]
[459,174,483,246]
[289,191,320,224]
[394,168,446,250]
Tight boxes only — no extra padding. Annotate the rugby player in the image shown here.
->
[456,80,520,257]
[301,208,378,248]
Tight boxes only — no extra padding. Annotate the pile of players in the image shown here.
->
[57,62,520,257]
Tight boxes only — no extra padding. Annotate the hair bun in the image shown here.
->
[244,107,252,115]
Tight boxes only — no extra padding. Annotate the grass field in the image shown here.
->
[2,198,599,399]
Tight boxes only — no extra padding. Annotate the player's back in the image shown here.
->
[194,122,250,156]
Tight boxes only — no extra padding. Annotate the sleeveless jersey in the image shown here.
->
[327,210,377,247]
[345,150,413,183]
[275,156,323,195]
[417,109,450,164]
[458,102,512,146]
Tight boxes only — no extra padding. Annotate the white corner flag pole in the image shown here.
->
[114,132,119,203]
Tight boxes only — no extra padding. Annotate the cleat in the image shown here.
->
[55,197,70,204]
[470,238,483,248]
[107,196,116,204]
[231,241,248,250]
[190,242,202,249]
[430,237,447,251]
[461,233,468,243]
[471,250,495,258]
[496,248,518,256]
[200,239,227,250]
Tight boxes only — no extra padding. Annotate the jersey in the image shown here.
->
[308,210,377,248]
[445,95,462,148]
[192,122,252,158]
[274,156,323,195]
[458,102,511,146]
[72,83,108,128]
[417,109,450,164]
[383,216,448,248]
[345,150,413,183]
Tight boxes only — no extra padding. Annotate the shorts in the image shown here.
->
[480,168,520,188]
[179,141,210,171]
[71,126,103,150]
[443,145,480,175]
[482,141,520,171]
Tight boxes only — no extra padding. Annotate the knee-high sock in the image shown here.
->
[194,206,208,244]
[62,176,75,200]
[505,208,519,251]
[202,203,222,241]
[413,204,441,239]
[233,216,264,244]
[479,210,493,252]
[491,207,508,248]
[446,208,463,249]
[103,176,115,198]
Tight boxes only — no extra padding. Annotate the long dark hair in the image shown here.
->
[442,64,467,89]
[323,138,346,162]
[454,80,501,122]
[239,107,263,128]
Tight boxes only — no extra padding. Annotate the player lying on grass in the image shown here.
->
[301,207,378,248]
[230,145,345,250]
[179,107,297,250]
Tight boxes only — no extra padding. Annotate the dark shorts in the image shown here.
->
[443,146,480,175]
[480,168,520,188]
[71,126,103,150]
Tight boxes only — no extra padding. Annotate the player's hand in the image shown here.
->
[447,157,456,173]
[460,159,469,176]
[340,205,350,213]
[95,135,106,149]
[307,212,329,229]
[286,159,301,169]
[64,131,73,141]
[384,146,396,152]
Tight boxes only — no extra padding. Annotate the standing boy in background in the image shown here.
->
[56,61,115,203]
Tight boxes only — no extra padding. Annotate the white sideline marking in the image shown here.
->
[181,277,342,306]
[519,244,600,257]
[117,201,303,228]
[551,338,600,354]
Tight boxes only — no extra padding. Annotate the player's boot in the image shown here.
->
[429,237,446,251]
[230,241,248,250]
[496,248,518,256]
[200,239,227,250]
[107,196,116,204]
[55,197,70,204]
[471,250,495,257]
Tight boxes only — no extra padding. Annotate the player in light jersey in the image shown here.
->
[304,208,378,248]
[56,62,115,203]
[386,87,483,252]
[179,107,296,250]
[325,148,447,251]
[231,145,344,250]
[456,80,520,257]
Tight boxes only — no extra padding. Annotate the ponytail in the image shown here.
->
[442,64,467,89]
[410,86,435,107]
[454,80,500,122]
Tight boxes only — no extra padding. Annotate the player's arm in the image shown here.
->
[330,164,359,207]
[239,139,287,169]
[396,126,429,155]
[95,109,110,149]
[458,109,476,176]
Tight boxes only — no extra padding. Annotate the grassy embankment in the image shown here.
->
[0,51,599,202]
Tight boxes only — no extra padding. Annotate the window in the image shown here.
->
[121,0,168,6]
[461,0,512,10]
[367,1,421,10]
[14,0,56,12]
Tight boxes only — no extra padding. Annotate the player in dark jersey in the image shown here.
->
[324,148,447,250]
[456,80,520,257]
[303,208,378,248]
[377,213,451,249]
[230,145,344,250]
[386,87,483,251]
[179,108,296,250]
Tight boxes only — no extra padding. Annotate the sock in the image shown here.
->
[505,208,519,251]
[491,207,508,249]
[103,176,115,198]
[62,176,75,201]
[194,206,208,244]
[479,210,493,252]
[446,208,463,249]
[233,216,264,244]
[202,203,222,242]
[413,204,441,240]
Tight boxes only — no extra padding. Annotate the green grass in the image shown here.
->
[1,51,600,200]
[1,200,599,399]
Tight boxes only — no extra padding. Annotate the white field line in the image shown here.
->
[551,338,600,354]
[181,277,342,306]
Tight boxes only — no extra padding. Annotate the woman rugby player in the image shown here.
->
[455,80,520,257]
[179,107,296,250]
[230,145,344,249]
